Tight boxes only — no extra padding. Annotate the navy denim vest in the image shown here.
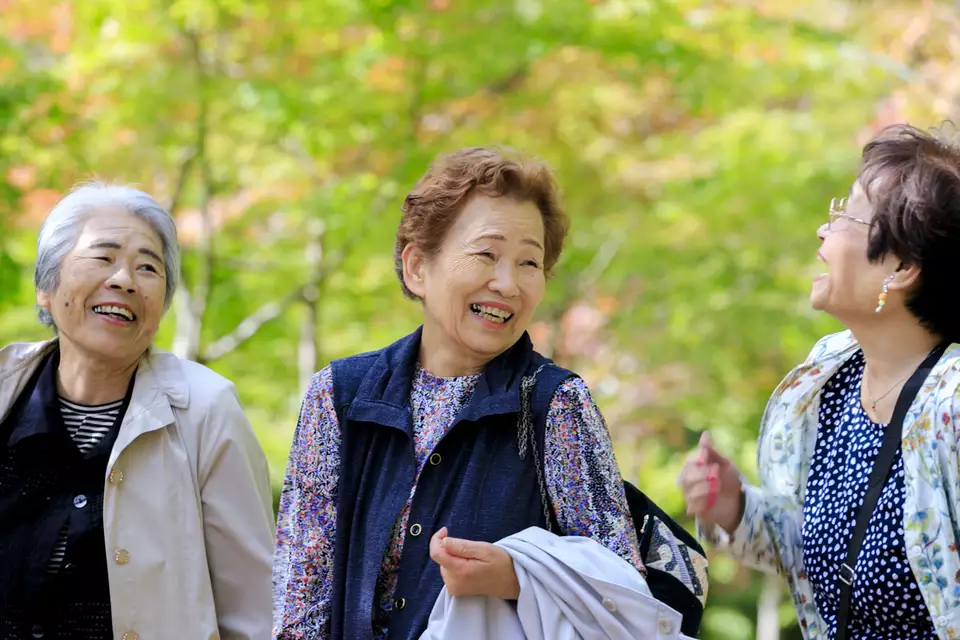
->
[328,327,571,640]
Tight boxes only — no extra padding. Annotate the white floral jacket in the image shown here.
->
[701,330,960,640]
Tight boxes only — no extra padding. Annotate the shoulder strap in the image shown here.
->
[528,364,578,438]
[834,342,948,640]
[518,362,576,534]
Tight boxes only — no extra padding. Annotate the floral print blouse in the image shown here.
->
[272,364,643,639]
[700,331,960,640]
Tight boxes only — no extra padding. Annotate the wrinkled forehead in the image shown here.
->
[76,207,164,252]
[453,195,545,244]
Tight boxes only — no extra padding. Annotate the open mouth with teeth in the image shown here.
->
[470,303,514,325]
[92,304,137,323]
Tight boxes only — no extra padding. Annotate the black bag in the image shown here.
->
[520,363,707,638]
[625,481,707,638]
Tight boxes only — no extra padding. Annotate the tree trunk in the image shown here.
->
[171,287,198,360]
[756,573,781,640]
[298,218,324,396]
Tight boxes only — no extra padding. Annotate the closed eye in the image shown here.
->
[476,251,496,261]
[96,256,112,263]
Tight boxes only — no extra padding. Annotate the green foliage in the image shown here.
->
[0,1,953,637]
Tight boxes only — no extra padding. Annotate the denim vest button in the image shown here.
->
[429,453,442,466]
[409,523,422,537]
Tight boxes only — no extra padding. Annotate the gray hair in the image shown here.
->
[34,181,181,327]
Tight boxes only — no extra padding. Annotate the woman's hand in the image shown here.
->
[429,527,520,600]
[679,432,744,534]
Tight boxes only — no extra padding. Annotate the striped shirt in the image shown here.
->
[46,396,122,574]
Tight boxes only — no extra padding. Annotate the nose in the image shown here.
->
[105,264,137,294]
[817,221,829,241]
[488,262,519,298]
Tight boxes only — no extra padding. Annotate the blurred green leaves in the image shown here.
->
[1,1,956,637]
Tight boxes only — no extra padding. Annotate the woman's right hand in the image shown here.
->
[679,432,744,534]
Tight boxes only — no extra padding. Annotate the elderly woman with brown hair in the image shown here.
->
[272,148,703,639]
[0,182,275,639]
[680,123,960,640]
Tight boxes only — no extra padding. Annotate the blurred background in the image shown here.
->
[1,0,957,637]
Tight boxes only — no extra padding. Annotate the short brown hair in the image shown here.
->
[394,146,568,299]
[859,123,960,341]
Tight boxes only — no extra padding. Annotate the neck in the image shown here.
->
[849,311,942,384]
[56,339,140,405]
[419,325,489,377]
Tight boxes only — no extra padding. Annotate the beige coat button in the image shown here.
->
[109,469,124,484]
[115,549,130,565]
[601,597,617,612]
[657,619,673,634]
[122,632,138,640]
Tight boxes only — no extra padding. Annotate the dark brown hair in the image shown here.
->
[394,146,568,299]
[859,123,960,341]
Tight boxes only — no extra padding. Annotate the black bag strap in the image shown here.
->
[518,362,576,533]
[834,341,948,640]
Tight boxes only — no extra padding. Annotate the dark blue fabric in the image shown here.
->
[328,327,570,640]
[802,351,935,639]
[0,349,132,640]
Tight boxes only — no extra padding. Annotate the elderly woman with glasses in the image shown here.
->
[679,123,960,640]
[0,183,275,639]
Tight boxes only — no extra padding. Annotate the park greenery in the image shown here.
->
[2,0,957,637]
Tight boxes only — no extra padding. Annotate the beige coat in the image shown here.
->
[0,339,275,640]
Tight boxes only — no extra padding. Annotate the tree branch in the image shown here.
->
[199,191,392,365]
[173,27,217,362]
[166,145,198,215]
[576,235,624,294]
[200,49,424,366]
[200,286,304,363]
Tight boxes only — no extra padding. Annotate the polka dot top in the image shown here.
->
[802,350,936,639]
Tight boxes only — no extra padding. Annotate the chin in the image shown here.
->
[77,331,149,362]
[809,279,829,311]
[465,327,520,357]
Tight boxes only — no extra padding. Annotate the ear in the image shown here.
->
[887,261,921,292]
[401,243,428,299]
[36,289,52,310]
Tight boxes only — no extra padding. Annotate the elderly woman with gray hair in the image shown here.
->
[0,183,275,639]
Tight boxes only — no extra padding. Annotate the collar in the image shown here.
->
[1,339,190,449]
[6,348,63,448]
[772,330,960,419]
[344,326,538,435]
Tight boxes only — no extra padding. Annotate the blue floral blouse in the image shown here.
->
[701,331,960,640]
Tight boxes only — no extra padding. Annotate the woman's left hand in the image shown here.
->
[429,527,520,599]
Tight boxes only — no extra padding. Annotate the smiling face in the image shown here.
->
[402,193,547,372]
[811,181,900,321]
[36,207,168,366]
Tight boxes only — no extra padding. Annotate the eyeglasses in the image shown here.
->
[828,197,870,230]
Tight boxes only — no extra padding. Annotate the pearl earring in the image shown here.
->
[875,274,895,313]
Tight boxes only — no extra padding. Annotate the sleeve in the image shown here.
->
[697,484,804,576]
[543,377,644,572]
[196,381,276,640]
[695,334,849,576]
[271,366,341,640]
